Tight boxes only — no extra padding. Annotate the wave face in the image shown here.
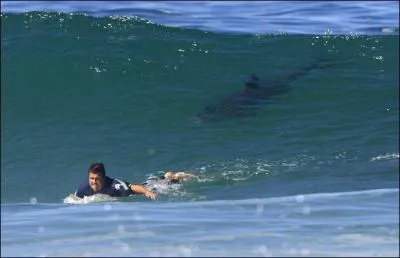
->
[1,1,399,35]
[2,189,399,257]
[1,3,399,257]
[2,12,398,203]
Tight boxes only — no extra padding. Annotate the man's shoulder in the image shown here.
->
[75,180,92,197]
[77,180,90,190]
[102,176,129,191]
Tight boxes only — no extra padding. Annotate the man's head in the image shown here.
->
[164,172,175,180]
[88,162,106,192]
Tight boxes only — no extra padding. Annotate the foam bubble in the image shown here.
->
[295,195,304,203]
[382,27,395,33]
[255,203,264,216]
[302,205,311,215]
[254,245,272,257]
[178,245,193,256]
[30,197,38,204]
[301,248,310,256]
[120,243,130,253]
[37,226,45,233]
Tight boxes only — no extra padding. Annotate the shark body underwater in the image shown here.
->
[197,59,334,122]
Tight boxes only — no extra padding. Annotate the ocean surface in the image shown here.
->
[1,1,399,257]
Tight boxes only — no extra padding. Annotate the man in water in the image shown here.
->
[74,162,195,199]
[74,162,157,199]
[142,171,196,191]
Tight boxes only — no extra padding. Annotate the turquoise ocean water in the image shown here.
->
[1,1,399,257]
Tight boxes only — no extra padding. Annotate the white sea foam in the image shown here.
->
[3,187,399,258]
[370,153,399,161]
[63,193,118,204]
[163,188,399,208]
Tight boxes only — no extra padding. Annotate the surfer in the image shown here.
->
[74,162,157,200]
[74,163,196,200]
[141,171,196,191]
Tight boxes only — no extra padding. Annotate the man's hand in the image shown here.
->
[145,190,157,200]
[131,184,157,200]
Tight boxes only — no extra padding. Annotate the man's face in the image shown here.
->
[88,171,104,192]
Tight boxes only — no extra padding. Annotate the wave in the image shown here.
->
[2,10,398,204]
[1,2,399,35]
[157,188,399,208]
[3,187,397,209]
[52,187,400,206]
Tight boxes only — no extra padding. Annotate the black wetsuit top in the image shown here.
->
[74,176,134,198]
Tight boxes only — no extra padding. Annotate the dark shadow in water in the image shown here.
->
[197,58,335,122]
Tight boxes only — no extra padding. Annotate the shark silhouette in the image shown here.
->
[197,59,334,122]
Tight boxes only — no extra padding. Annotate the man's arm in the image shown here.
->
[174,172,196,180]
[74,182,91,198]
[165,171,196,181]
[130,183,157,200]
[74,190,84,198]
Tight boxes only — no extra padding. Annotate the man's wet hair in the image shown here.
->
[88,162,106,177]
